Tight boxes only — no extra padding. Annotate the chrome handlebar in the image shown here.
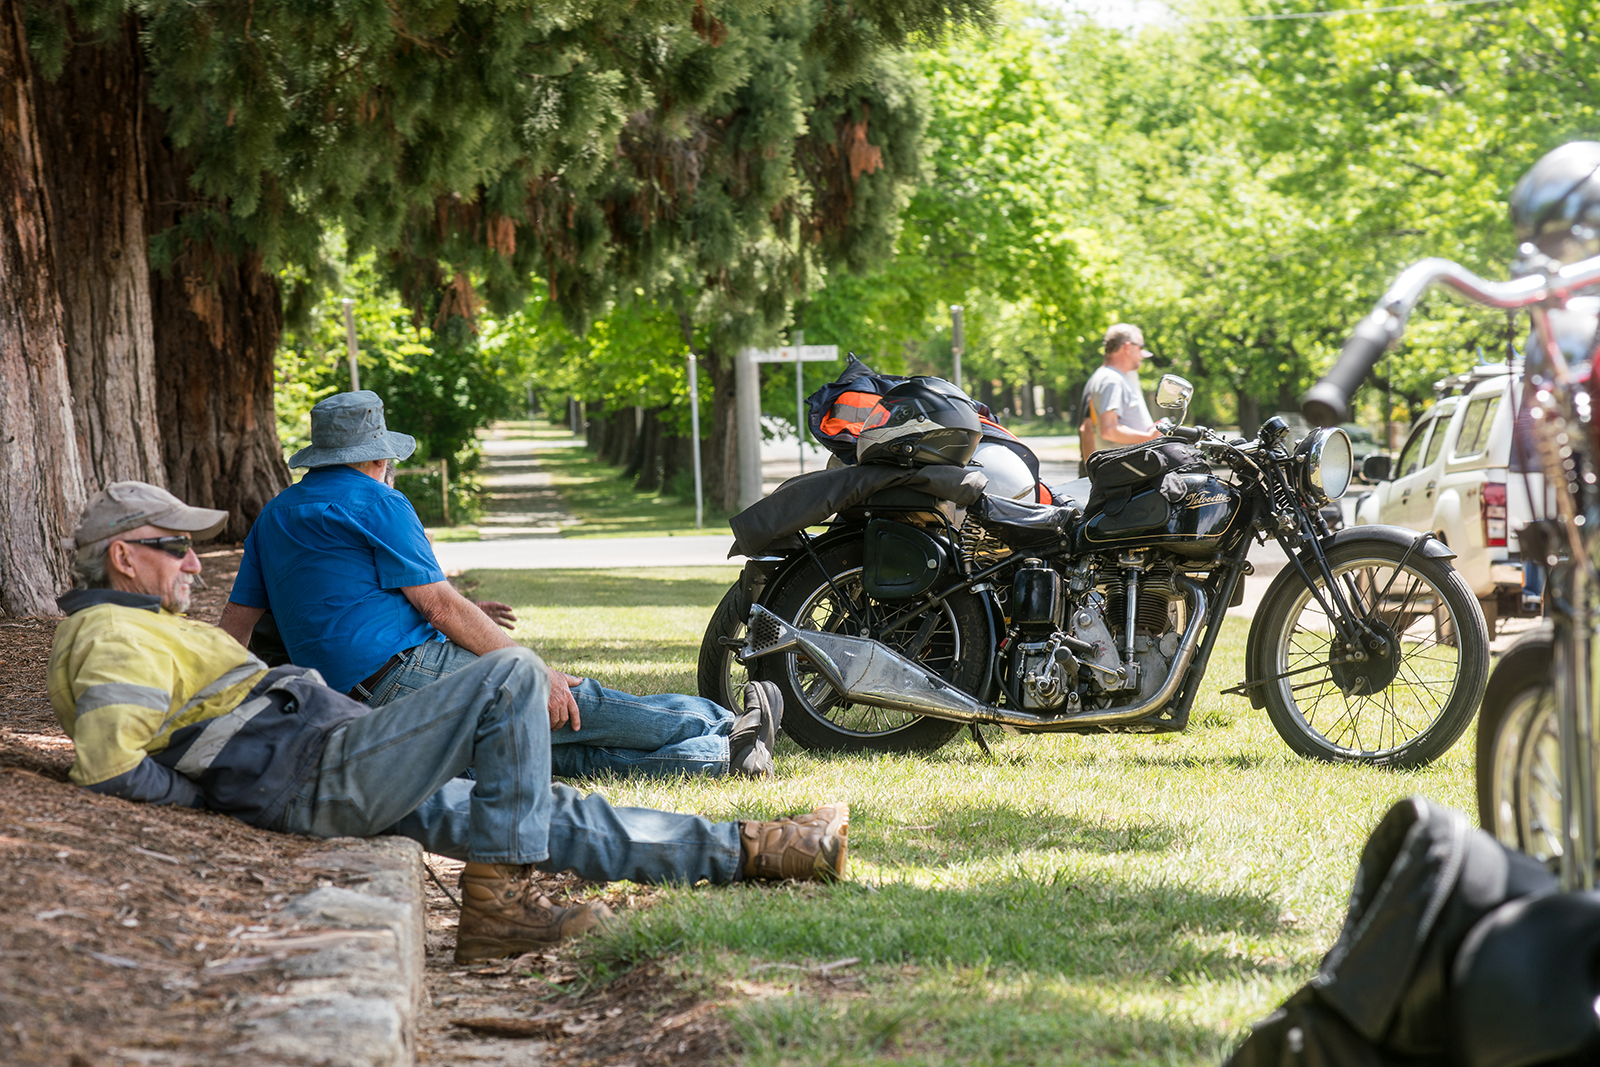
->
[1303,253,1600,427]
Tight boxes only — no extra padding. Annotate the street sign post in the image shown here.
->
[341,298,360,392]
[686,351,703,528]
[950,305,964,391]
[750,343,838,475]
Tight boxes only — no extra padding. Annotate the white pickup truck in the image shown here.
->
[1353,363,1541,625]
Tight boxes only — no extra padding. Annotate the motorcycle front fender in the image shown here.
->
[1239,526,1458,709]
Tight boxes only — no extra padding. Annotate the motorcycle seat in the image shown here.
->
[977,495,1080,550]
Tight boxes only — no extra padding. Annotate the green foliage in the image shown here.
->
[275,253,530,465]
[791,1,1600,436]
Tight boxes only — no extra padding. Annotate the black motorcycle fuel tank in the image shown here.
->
[1075,472,1242,557]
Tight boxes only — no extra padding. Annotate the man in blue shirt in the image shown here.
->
[219,391,778,779]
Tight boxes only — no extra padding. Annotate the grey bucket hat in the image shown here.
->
[288,391,417,469]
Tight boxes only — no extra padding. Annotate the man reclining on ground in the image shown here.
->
[217,390,777,779]
[47,481,845,963]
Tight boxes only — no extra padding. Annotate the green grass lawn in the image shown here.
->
[464,565,1477,1066]
[534,443,731,539]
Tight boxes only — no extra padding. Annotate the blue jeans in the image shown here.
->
[365,639,734,779]
[276,647,744,881]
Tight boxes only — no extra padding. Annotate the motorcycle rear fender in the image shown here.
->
[1240,526,1458,709]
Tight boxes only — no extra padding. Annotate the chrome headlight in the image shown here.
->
[1295,427,1353,504]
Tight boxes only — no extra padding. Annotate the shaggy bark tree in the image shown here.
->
[0,0,84,615]
[29,15,164,492]
[144,117,290,540]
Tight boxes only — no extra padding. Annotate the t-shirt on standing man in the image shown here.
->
[1078,323,1163,476]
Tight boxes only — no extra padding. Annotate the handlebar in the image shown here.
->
[1167,424,1204,444]
[1302,254,1600,426]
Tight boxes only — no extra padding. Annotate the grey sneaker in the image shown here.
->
[729,681,783,778]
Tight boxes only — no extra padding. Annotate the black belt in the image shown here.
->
[348,649,411,700]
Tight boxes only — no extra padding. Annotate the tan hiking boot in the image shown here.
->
[454,862,613,963]
[739,802,849,881]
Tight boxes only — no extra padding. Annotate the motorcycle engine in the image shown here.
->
[1002,555,1186,711]
[1008,560,1080,710]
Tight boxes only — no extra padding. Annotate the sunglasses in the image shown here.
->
[120,535,194,560]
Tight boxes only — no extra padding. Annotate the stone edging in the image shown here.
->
[226,836,425,1067]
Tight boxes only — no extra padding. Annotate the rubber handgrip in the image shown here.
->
[1303,316,1394,427]
[1168,425,1203,443]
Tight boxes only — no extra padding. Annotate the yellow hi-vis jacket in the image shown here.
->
[48,589,366,825]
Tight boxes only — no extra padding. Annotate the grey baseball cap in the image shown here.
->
[288,390,417,469]
[69,481,229,554]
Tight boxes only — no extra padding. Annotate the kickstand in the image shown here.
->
[970,723,995,760]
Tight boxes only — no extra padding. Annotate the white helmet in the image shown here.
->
[968,441,1035,501]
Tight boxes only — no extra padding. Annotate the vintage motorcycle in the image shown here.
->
[701,373,1490,767]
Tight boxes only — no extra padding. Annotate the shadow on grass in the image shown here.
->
[1122,751,1287,771]
[598,862,1293,984]
[858,798,1180,866]
[470,569,739,610]
[729,978,1237,1066]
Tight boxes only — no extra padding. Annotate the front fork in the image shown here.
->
[1556,559,1600,890]
[1267,474,1385,653]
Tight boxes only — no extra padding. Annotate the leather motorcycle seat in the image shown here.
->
[977,495,1080,550]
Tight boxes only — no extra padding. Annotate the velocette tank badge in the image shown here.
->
[1182,489,1230,509]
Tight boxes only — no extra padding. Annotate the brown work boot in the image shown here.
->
[454,862,613,963]
[739,802,849,881]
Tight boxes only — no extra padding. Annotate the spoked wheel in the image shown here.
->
[1476,624,1563,862]
[697,584,752,714]
[753,539,989,754]
[1256,539,1489,768]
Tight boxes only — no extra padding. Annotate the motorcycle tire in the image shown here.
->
[1256,538,1489,768]
[1475,624,1562,862]
[751,539,988,754]
[697,583,751,714]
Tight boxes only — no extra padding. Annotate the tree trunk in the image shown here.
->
[585,400,605,453]
[1238,391,1261,437]
[703,350,738,513]
[603,406,638,468]
[144,110,289,540]
[634,406,665,492]
[1276,378,1297,415]
[31,16,164,492]
[0,0,86,615]
[622,405,648,479]
[659,430,687,496]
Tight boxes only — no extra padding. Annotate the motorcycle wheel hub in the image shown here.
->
[1328,621,1399,696]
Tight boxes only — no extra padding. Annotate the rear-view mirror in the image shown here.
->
[1155,374,1193,411]
[1361,454,1392,483]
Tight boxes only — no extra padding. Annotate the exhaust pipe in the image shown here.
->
[742,576,1207,730]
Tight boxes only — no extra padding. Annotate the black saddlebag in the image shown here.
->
[1225,797,1555,1067]
[1084,439,1206,518]
[976,495,1080,551]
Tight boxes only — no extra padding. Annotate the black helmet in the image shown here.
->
[856,377,982,468]
[1510,141,1600,271]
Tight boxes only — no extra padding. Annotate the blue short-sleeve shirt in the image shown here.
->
[232,465,446,692]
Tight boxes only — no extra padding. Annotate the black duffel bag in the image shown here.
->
[1226,797,1556,1067]
[1084,438,1206,516]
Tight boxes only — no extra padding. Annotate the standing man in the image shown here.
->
[218,391,777,780]
[49,482,846,963]
[1078,323,1163,476]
